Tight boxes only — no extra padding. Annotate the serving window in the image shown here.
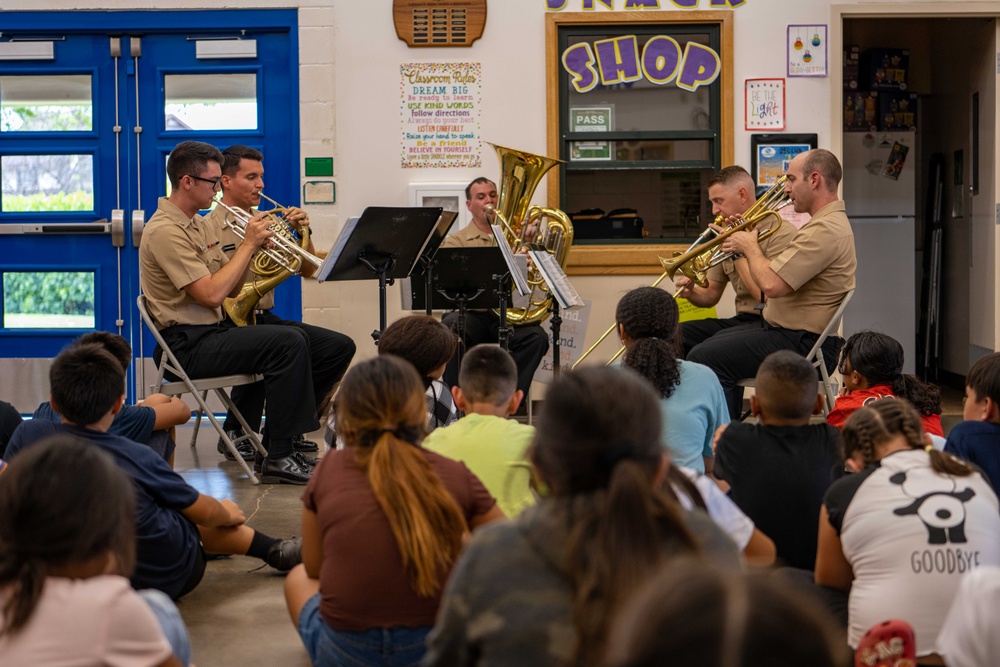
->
[546,11,733,274]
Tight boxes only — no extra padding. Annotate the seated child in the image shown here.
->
[827,330,943,437]
[423,345,535,517]
[616,286,729,473]
[945,351,1000,489]
[324,315,457,447]
[33,331,190,465]
[6,343,302,600]
[714,350,843,570]
[0,400,22,458]
[0,435,191,666]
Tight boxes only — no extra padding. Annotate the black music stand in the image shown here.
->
[414,210,458,315]
[318,206,443,342]
[408,247,509,371]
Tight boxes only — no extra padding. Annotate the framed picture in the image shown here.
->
[749,133,817,188]
[745,78,785,130]
[407,182,469,235]
[787,25,828,77]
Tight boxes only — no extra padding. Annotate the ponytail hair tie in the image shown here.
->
[599,443,635,471]
[925,443,934,452]
[359,425,422,448]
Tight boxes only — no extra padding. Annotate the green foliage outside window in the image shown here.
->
[4,272,94,316]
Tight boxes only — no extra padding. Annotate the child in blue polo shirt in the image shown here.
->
[6,342,301,600]
[945,352,1000,490]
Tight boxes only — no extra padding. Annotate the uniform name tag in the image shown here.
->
[222,243,237,252]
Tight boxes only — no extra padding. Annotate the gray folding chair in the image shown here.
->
[137,294,268,484]
[737,288,855,419]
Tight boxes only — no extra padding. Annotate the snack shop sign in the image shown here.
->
[551,0,744,94]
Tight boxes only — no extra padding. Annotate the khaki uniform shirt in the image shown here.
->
[765,200,857,334]
[203,205,275,311]
[706,218,797,315]
[138,197,228,328]
[441,224,494,248]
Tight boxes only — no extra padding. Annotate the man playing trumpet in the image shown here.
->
[203,145,356,469]
[687,150,857,420]
[676,166,796,357]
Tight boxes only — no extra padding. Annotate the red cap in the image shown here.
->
[855,619,917,667]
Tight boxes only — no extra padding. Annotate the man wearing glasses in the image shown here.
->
[138,141,316,484]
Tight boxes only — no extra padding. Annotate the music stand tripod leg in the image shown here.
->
[494,272,511,352]
[550,300,561,379]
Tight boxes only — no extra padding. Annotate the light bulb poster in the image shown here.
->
[787,25,827,77]
[400,62,482,168]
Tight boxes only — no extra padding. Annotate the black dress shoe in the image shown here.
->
[265,537,302,572]
[291,451,318,469]
[217,430,256,461]
[259,455,312,485]
[293,434,319,453]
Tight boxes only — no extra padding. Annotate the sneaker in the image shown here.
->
[293,434,319,453]
[259,455,312,485]
[217,430,255,462]
[264,537,302,572]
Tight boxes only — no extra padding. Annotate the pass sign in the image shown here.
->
[570,106,613,132]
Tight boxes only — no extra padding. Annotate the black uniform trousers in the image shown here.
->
[442,310,549,397]
[221,310,356,438]
[686,322,844,420]
[681,312,762,358]
[157,321,322,457]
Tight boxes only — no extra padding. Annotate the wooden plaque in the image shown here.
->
[393,0,486,48]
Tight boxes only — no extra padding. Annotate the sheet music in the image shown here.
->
[490,224,531,296]
[528,249,584,310]
[317,215,360,282]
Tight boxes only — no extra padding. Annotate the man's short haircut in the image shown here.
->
[165,141,224,190]
[49,343,126,427]
[706,165,753,190]
[377,315,457,378]
[465,176,496,201]
[967,352,1000,406]
[75,331,131,371]
[754,350,818,420]
[801,149,842,192]
[221,145,264,178]
[458,345,518,406]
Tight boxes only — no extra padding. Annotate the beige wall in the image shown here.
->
[2,0,997,392]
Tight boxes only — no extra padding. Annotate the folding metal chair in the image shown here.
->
[737,288,856,419]
[137,294,268,484]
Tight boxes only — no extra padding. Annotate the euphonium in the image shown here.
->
[216,195,323,326]
[486,142,574,326]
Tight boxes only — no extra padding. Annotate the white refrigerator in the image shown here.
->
[840,130,918,373]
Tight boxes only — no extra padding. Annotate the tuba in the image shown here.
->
[487,142,574,326]
[216,195,323,326]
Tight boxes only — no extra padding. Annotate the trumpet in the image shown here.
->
[572,177,789,369]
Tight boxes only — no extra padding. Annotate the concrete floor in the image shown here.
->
[172,424,321,667]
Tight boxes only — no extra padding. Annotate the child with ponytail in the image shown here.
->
[284,355,502,666]
[424,366,741,667]
[615,286,729,473]
[816,398,1000,662]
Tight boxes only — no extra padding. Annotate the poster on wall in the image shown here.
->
[745,79,785,131]
[787,25,828,77]
[400,62,482,168]
[750,133,817,187]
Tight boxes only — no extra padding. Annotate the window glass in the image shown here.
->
[0,75,93,132]
[1,154,95,212]
[569,139,711,163]
[564,168,713,241]
[164,73,258,130]
[3,271,95,329]
[565,33,714,133]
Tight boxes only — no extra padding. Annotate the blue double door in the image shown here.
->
[0,10,300,399]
